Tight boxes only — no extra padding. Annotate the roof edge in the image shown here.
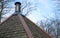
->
[0,14,13,25]
[23,16,52,38]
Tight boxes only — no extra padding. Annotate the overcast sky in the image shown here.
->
[1,0,56,23]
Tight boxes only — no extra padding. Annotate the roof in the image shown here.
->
[0,14,52,38]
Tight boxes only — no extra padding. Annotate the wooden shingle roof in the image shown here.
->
[0,14,52,38]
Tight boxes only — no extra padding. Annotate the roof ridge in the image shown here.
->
[18,14,33,38]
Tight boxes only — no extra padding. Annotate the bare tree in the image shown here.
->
[37,0,60,38]
[21,1,37,16]
[0,0,14,17]
[0,0,15,22]
[37,18,60,38]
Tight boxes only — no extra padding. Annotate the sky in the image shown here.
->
[1,0,56,24]
[26,0,56,23]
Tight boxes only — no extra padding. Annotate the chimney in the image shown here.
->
[15,2,21,12]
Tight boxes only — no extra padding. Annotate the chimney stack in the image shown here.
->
[15,2,21,12]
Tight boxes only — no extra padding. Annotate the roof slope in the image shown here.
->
[0,14,52,38]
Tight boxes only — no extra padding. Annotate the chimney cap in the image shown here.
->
[15,2,21,5]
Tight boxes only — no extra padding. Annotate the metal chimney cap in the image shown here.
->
[15,2,21,5]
